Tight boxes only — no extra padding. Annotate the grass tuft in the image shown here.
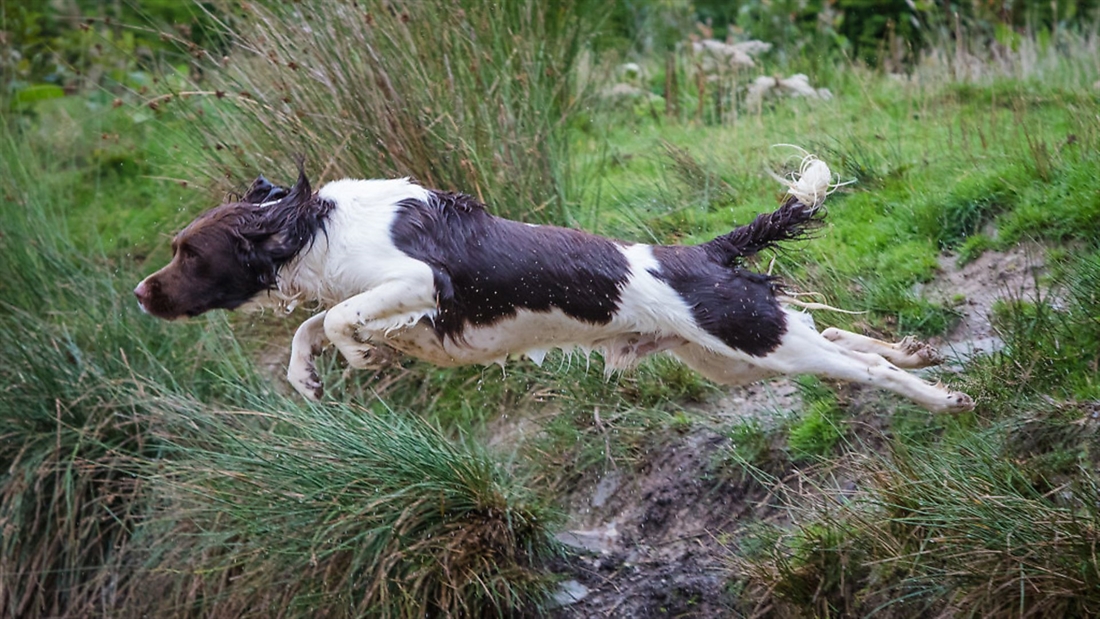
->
[733,422,1100,617]
[127,394,559,618]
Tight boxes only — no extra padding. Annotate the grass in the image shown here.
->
[962,248,1100,404]
[787,378,845,462]
[729,405,1100,617]
[130,394,559,618]
[4,5,1100,616]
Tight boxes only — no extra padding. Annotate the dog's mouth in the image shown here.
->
[136,300,187,321]
[134,288,189,321]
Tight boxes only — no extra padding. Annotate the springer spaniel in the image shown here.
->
[134,160,973,413]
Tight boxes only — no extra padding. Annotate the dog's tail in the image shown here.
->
[703,156,834,267]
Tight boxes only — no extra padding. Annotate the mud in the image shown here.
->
[550,428,773,617]
[549,378,801,618]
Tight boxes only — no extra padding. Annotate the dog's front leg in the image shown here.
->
[288,311,329,400]
[323,278,437,370]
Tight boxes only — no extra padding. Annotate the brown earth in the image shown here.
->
[548,381,800,618]
[921,242,1046,358]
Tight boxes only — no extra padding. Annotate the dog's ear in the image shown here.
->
[234,161,323,289]
[243,175,290,204]
[230,222,280,289]
[285,158,311,204]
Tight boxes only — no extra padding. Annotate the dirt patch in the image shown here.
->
[550,429,762,618]
[920,243,1046,357]
[698,378,801,423]
[548,383,801,618]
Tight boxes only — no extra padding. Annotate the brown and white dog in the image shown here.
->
[134,161,973,413]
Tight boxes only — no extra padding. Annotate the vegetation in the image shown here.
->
[2,0,1100,616]
[165,0,604,223]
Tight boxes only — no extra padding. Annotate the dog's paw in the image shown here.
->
[287,358,323,401]
[940,391,974,413]
[899,335,945,367]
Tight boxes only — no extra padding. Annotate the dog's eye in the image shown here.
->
[179,245,198,261]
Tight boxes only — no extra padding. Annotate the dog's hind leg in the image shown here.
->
[820,328,944,369]
[751,312,973,413]
[323,277,437,370]
[288,311,329,400]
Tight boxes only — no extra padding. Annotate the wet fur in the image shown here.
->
[135,171,974,413]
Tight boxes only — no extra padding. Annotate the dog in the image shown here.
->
[134,160,974,413]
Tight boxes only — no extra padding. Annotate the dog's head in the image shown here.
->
[134,167,329,320]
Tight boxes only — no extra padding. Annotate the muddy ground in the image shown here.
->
[548,401,791,617]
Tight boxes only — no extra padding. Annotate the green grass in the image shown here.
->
[730,405,1100,617]
[131,395,560,618]
[787,378,845,462]
[4,6,1100,617]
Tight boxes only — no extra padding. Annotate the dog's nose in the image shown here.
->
[133,281,151,311]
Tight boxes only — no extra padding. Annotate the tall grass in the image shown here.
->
[859,427,1100,617]
[165,0,604,223]
[0,117,215,617]
[126,393,557,618]
[0,116,559,616]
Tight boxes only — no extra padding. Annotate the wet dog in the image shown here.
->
[135,161,973,412]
